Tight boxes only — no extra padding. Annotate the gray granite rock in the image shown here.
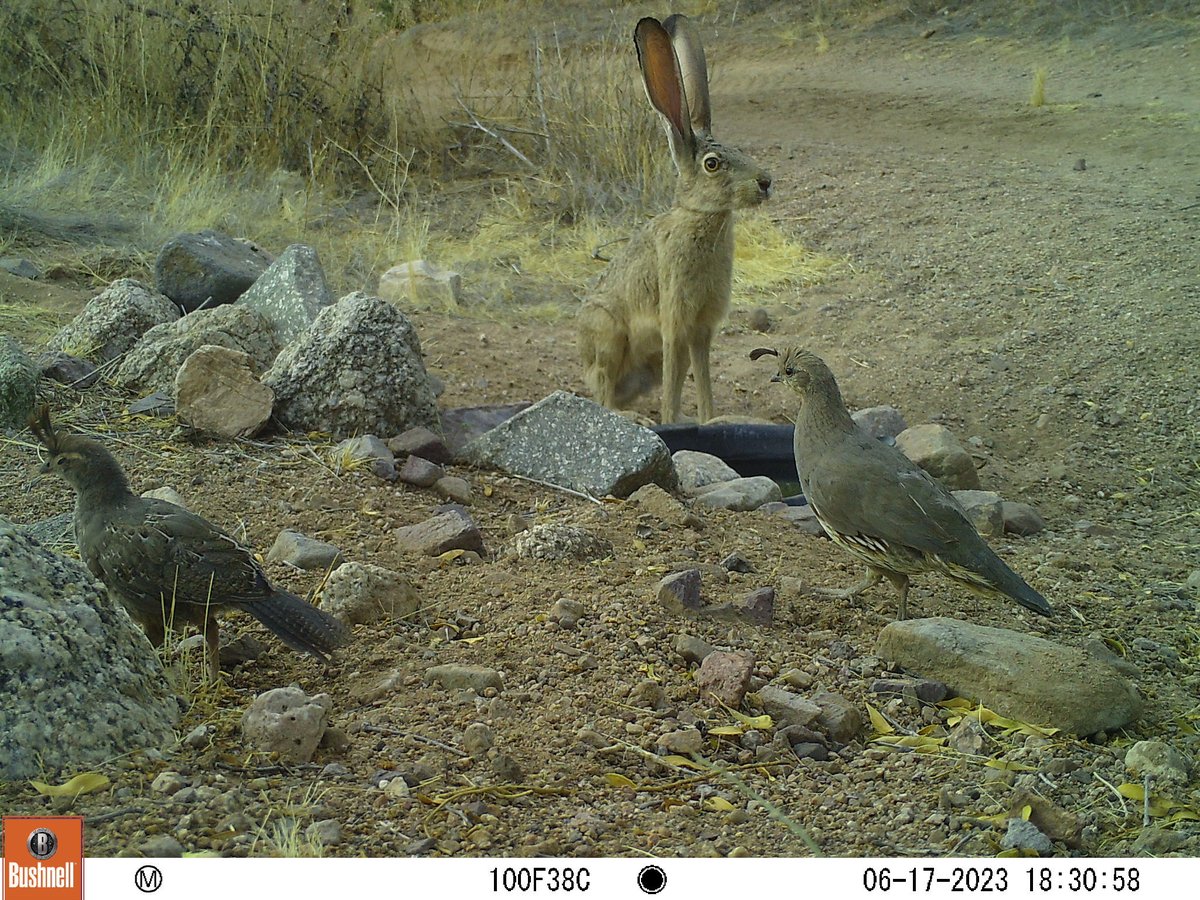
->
[333,435,396,481]
[851,405,908,441]
[811,691,864,745]
[672,450,740,493]
[756,685,821,729]
[266,530,342,570]
[235,243,333,345]
[761,501,826,536]
[1001,818,1052,854]
[894,423,981,491]
[48,279,179,364]
[241,685,332,764]
[320,561,419,627]
[512,524,613,562]
[673,634,716,665]
[424,664,504,693]
[114,304,280,393]
[692,476,782,512]
[0,335,37,430]
[877,617,1143,735]
[264,292,438,439]
[0,518,178,779]
[1124,740,1192,787]
[174,344,274,438]
[463,391,676,499]
[154,230,274,312]
[388,426,451,464]
[1002,501,1046,536]
[952,489,1005,539]
[0,257,40,280]
[628,483,703,528]
[398,455,445,487]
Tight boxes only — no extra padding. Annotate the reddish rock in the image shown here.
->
[395,509,484,556]
[694,651,755,707]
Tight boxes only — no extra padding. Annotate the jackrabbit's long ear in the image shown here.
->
[662,14,711,135]
[634,17,695,167]
[28,405,59,452]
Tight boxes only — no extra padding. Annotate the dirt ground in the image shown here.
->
[2,6,1198,858]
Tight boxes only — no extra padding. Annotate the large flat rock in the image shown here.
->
[877,617,1142,736]
[462,391,677,498]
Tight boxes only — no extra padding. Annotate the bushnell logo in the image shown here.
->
[3,815,84,899]
[26,828,59,861]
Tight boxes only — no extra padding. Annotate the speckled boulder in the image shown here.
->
[264,292,439,438]
[0,518,178,779]
[320,561,421,626]
[0,335,37,430]
[114,304,281,394]
[48,278,179,364]
[234,243,333,345]
[241,685,333,764]
[512,524,614,561]
[463,391,677,498]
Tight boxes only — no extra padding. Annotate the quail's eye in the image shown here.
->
[702,153,721,173]
[784,367,796,377]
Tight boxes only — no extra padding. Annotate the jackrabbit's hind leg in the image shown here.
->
[689,332,716,423]
[580,308,628,409]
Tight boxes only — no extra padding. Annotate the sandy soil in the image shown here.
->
[2,6,1198,858]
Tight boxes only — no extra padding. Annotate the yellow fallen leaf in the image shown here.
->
[483,485,494,497]
[604,773,638,789]
[867,702,894,735]
[709,725,744,737]
[704,797,736,812]
[30,772,110,798]
[1117,783,1200,821]
[1021,804,1033,820]
[438,549,466,562]
[661,755,706,770]
[730,711,772,729]
[460,636,485,645]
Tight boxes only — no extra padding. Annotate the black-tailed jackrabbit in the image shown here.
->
[578,14,772,423]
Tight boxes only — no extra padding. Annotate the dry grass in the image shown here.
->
[0,1,840,324]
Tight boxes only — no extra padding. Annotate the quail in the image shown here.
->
[29,408,350,679]
[751,348,1053,621]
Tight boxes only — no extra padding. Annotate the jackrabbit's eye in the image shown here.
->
[701,153,721,173]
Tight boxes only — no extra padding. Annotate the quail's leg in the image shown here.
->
[813,567,885,606]
[203,614,221,683]
[881,572,911,620]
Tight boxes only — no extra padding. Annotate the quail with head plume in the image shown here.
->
[29,407,350,679]
[751,347,1053,621]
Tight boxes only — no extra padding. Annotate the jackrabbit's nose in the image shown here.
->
[757,176,772,195]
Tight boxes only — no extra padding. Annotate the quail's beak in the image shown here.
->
[770,373,782,383]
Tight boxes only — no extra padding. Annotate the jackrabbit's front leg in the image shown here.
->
[661,328,689,424]
[690,331,715,423]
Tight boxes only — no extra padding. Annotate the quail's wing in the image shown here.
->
[804,435,969,556]
[92,498,273,610]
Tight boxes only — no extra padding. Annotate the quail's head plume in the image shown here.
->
[752,347,1053,621]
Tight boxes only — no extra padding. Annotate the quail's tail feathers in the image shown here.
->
[245,590,350,661]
